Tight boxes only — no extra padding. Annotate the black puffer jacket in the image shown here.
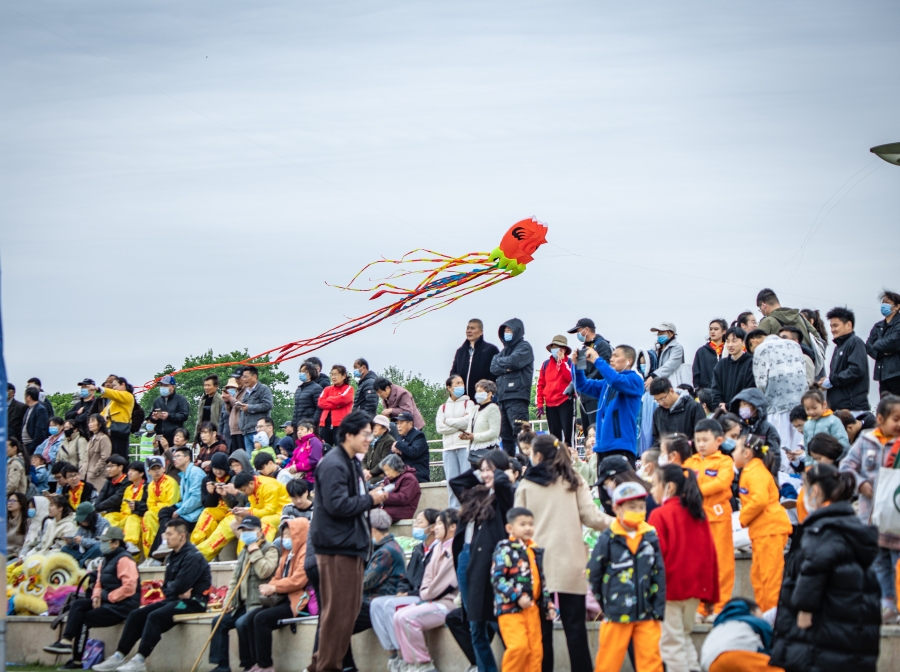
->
[827,332,870,412]
[651,392,706,445]
[692,341,721,390]
[451,335,500,400]
[867,318,900,383]
[353,371,379,417]
[292,380,324,428]
[489,318,534,403]
[769,502,880,672]
[709,353,756,407]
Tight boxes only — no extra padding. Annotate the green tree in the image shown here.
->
[47,391,78,419]
[141,350,293,435]
[378,366,448,442]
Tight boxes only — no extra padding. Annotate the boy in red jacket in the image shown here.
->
[536,335,574,444]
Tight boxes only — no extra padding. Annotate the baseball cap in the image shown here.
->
[75,502,95,523]
[597,455,633,482]
[159,374,177,386]
[372,415,391,429]
[612,482,648,506]
[100,527,126,542]
[281,420,293,429]
[395,411,414,422]
[567,318,596,334]
[236,516,262,531]
[77,378,95,387]
[650,322,677,333]
[146,456,165,470]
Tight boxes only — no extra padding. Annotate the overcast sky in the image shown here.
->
[2,0,898,398]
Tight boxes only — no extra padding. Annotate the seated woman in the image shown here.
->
[25,494,77,557]
[195,422,228,473]
[191,453,238,547]
[7,493,30,557]
[362,415,396,485]
[392,508,460,672]
[61,502,110,567]
[369,508,440,665]
[17,495,49,559]
[380,454,422,523]
[245,517,311,672]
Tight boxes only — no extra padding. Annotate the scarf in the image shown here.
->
[709,340,725,357]
[67,482,84,510]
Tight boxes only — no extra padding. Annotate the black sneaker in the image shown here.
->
[44,640,73,655]
[58,659,81,669]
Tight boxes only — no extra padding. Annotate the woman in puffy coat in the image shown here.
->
[379,454,422,523]
[435,375,474,507]
[769,463,881,672]
[316,365,354,445]
[286,419,324,485]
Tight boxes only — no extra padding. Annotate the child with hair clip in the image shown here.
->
[732,434,792,612]
[649,465,718,672]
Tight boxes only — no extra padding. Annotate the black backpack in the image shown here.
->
[130,401,146,434]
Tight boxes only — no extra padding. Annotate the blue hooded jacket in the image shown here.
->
[572,357,643,455]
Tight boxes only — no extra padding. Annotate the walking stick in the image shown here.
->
[188,556,254,672]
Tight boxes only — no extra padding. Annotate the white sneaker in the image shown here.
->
[411,663,436,672]
[387,658,404,672]
[463,666,476,672]
[151,542,172,560]
[92,652,126,672]
[117,656,147,672]
[138,558,161,568]
[125,542,140,554]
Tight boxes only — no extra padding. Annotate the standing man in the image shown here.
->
[823,307,871,412]
[352,358,380,417]
[92,520,212,672]
[223,370,245,454]
[27,377,55,416]
[67,379,105,440]
[293,361,324,428]
[756,288,822,349]
[450,318,500,400]
[692,319,727,390]
[567,317,612,431]
[235,366,274,453]
[149,375,190,445]
[490,318,535,455]
[194,375,223,443]
[392,411,430,483]
[22,386,49,457]
[306,410,389,672]
[149,446,206,559]
[7,383,26,443]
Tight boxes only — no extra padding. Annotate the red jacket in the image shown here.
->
[382,466,422,522]
[316,383,354,427]
[536,357,572,409]
[647,497,719,603]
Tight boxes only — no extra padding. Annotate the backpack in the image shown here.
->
[773,315,827,374]
[130,402,146,434]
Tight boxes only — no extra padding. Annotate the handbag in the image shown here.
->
[259,593,288,608]
[109,421,132,437]
[871,440,900,534]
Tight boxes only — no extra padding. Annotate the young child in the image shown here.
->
[490,507,554,672]
[789,405,807,441]
[685,419,735,617]
[649,465,718,672]
[840,394,900,622]
[730,389,782,473]
[800,390,850,453]
[700,597,781,672]
[732,435,792,612]
[30,453,50,493]
[659,433,694,467]
[588,482,665,672]
[794,434,844,523]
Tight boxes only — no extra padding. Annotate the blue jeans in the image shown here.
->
[458,543,498,672]
[457,544,471,612]
[60,543,103,568]
[244,434,257,453]
[873,547,900,607]
[443,449,469,507]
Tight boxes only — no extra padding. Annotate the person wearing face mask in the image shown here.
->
[566,318,612,433]
[729,389,782,473]
[647,322,686,392]
[587,482,665,672]
[292,362,324,430]
[596,454,658,518]
[148,375,190,445]
[65,379,104,440]
[769,463,880,672]
[207,516,279,672]
[489,318,535,456]
[536,335,575,446]
[361,415,397,484]
[43,526,140,667]
[866,290,900,397]
[33,416,65,477]
[252,417,279,463]
[435,375,474,506]
[648,466,719,672]
[351,357,380,417]
[459,380,502,455]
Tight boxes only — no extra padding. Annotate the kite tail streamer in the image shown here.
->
[137,218,548,392]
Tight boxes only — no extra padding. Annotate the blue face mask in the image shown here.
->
[79,388,90,398]
[353,369,361,379]
[159,387,171,397]
[882,303,893,317]
[576,332,586,343]
[412,527,427,541]
[639,363,647,374]
[239,531,258,546]
[145,423,155,432]
[504,332,513,342]
[48,427,59,436]
[474,391,488,404]
[299,372,309,382]
[722,438,736,452]
[657,335,670,345]
[28,508,36,518]
[282,537,293,551]
[453,386,465,398]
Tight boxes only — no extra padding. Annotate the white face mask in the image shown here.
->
[658,452,669,467]
[804,487,818,514]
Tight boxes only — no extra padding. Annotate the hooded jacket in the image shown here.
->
[491,538,550,616]
[353,370,380,417]
[769,502,880,672]
[268,517,310,614]
[827,332,871,412]
[228,449,253,476]
[692,341,722,390]
[292,379,324,428]
[840,429,896,528]
[759,307,821,349]
[866,317,900,383]
[226,538,279,610]
[651,391,707,445]
[451,335,500,399]
[382,465,422,522]
[394,427,430,483]
[709,352,756,407]
[490,318,534,403]
[752,335,808,415]
[18,495,49,558]
[730,388,782,473]
[572,358,643,456]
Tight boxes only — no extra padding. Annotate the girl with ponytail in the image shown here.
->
[514,434,612,672]
[770,463,881,671]
[648,465,719,672]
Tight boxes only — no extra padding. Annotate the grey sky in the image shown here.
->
[2,1,898,397]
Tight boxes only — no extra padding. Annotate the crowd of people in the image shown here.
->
[7,286,900,672]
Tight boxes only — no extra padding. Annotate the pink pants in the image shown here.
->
[392,601,450,664]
